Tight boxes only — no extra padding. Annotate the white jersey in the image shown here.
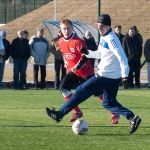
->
[86,29,129,79]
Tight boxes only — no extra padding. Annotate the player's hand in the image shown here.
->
[122,77,129,89]
[80,47,89,55]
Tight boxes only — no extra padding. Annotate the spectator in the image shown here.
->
[82,31,97,68]
[131,25,143,46]
[144,38,150,88]
[0,30,11,89]
[11,30,31,89]
[29,28,50,89]
[51,30,66,89]
[114,25,124,44]
[0,33,5,89]
[122,27,142,88]
[23,30,29,88]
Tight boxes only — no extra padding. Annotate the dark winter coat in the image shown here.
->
[122,34,142,62]
[115,33,124,45]
[11,37,31,60]
[83,37,97,51]
[144,39,150,62]
[2,38,11,60]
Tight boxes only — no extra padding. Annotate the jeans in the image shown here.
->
[54,59,66,89]
[0,62,5,88]
[13,59,27,88]
[59,75,135,120]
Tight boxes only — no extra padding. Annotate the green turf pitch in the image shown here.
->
[0,89,150,150]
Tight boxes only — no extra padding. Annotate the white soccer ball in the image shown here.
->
[72,119,88,135]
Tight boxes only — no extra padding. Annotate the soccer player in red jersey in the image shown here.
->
[56,19,119,124]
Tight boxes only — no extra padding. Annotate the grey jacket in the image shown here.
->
[0,37,5,63]
[29,36,50,65]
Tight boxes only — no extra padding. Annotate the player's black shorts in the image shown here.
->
[59,72,93,90]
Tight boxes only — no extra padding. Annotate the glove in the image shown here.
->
[80,47,89,55]
[122,77,129,89]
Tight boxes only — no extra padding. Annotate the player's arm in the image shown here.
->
[72,54,89,72]
[80,47,101,59]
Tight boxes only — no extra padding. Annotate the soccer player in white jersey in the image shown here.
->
[46,14,142,134]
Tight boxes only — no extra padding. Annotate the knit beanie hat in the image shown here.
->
[97,14,111,26]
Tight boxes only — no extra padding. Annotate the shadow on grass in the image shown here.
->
[0,124,149,129]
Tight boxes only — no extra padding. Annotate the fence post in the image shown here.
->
[4,0,7,23]
[14,0,16,19]
[98,0,101,43]
[34,0,36,10]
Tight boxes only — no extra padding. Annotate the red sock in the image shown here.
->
[64,94,80,113]
[98,95,103,102]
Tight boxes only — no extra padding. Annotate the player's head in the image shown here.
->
[97,14,111,35]
[60,19,73,39]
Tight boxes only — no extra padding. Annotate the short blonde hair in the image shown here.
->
[60,19,73,27]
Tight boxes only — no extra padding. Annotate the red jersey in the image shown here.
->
[59,33,94,78]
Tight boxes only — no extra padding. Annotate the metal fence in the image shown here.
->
[0,0,52,24]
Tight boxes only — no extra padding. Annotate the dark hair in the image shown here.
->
[114,25,122,29]
[24,30,29,34]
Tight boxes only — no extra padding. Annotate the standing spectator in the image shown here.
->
[51,30,66,89]
[122,27,142,88]
[82,31,97,68]
[29,28,50,89]
[23,30,29,88]
[11,30,31,89]
[114,25,124,44]
[0,30,11,89]
[131,25,143,46]
[0,33,5,89]
[144,38,150,88]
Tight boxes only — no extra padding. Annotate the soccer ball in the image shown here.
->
[72,119,88,135]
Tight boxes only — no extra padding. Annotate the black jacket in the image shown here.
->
[144,39,150,62]
[2,38,11,60]
[83,37,97,51]
[122,34,142,62]
[115,33,124,45]
[11,37,31,60]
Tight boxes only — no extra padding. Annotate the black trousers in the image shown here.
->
[54,59,66,89]
[33,64,46,88]
[128,60,141,87]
